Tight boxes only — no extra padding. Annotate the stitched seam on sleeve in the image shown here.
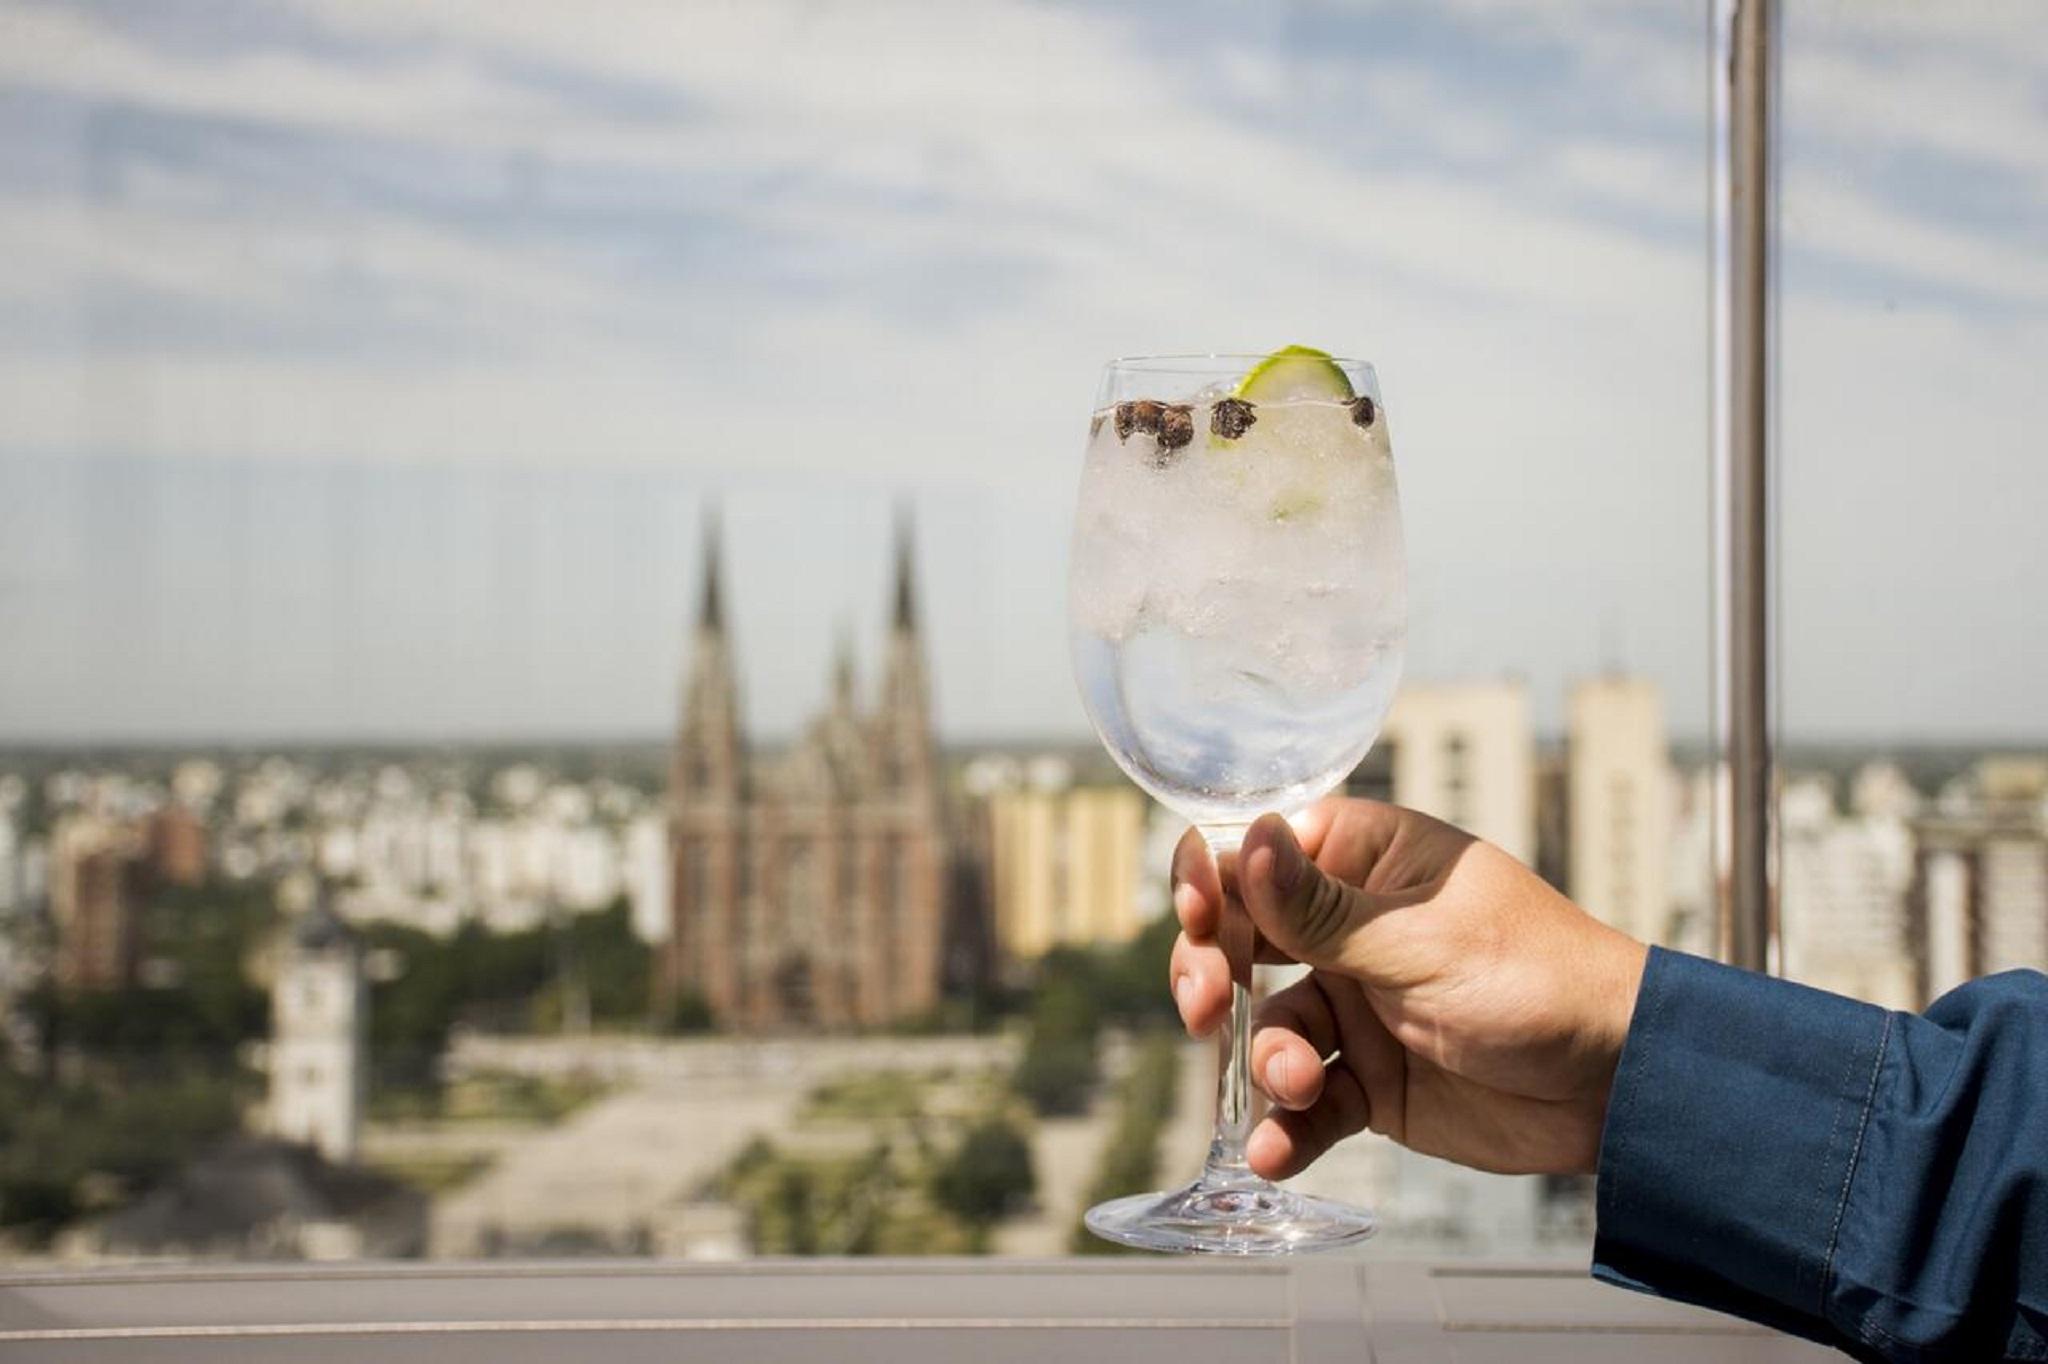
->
[1805,1025,1859,1309]
[1824,1009,1892,1309]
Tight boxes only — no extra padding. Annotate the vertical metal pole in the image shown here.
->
[1713,0,1775,973]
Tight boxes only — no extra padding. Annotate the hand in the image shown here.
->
[1169,799,1648,1179]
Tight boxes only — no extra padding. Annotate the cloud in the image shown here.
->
[0,0,2041,740]
[0,0,1709,462]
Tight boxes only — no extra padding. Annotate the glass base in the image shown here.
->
[1083,1164,1377,1256]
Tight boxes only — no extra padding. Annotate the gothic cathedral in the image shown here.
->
[661,512,947,1030]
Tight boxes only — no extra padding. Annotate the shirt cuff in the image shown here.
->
[1592,946,1892,1340]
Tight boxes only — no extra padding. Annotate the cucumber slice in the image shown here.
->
[1235,345,1354,402]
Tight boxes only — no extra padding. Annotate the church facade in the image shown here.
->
[661,515,947,1031]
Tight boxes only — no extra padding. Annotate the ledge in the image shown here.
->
[0,1259,1840,1363]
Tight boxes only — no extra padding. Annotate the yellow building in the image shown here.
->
[989,785,1146,961]
[1567,676,1673,945]
[1381,680,1536,866]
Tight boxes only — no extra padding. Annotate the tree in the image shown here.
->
[1070,1031,1182,1255]
[32,876,274,1065]
[929,1115,1036,1226]
[656,987,715,1034]
[1013,1031,1098,1117]
[1093,913,1180,1026]
[0,1062,243,1243]
[1012,975,1101,1116]
[364,901,663,1090]
[755,1164,820,1255]
[569,900,651,1023]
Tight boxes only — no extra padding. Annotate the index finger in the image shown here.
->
[1170,826,1224,940]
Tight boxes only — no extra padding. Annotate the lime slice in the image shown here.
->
[1235,345,1354,402]
[1269,488,1325,522]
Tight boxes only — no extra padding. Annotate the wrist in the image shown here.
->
[1611,937,1651,1048]
[1592,932,1651,1087]
[1561,934,1647,1176]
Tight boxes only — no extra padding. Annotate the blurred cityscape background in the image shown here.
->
[1,0,2044,1270]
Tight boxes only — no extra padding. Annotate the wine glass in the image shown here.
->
[1068,353,1405,1253]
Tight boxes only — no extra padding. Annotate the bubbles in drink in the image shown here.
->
[1068,394,1406,829]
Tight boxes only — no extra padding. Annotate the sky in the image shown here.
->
[0,0,2042,745]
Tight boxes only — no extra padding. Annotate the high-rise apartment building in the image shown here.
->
[1911,758,2048,1004]
[143,803,208,887]
[1778,768,1918,1010]
[1566,677,1672,945]
[49,815,143,992]
[1378,681,1535,865]
[985,781,1146,961]
[664,513,948,1031]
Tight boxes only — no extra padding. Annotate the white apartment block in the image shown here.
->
[1779,772,1918,1011]
[625,813,672,944]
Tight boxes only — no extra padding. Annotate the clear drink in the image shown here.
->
[1067,353,1403,1255]
[1070,392,1405,833]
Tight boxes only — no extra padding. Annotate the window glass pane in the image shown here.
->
[1778,4,2048,1008]
[0,2,1708,1267]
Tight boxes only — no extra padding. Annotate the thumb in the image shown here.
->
[1239,812,1385,978]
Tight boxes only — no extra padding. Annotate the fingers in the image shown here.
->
[1168,931,1232,1038]
[1323,975,1408,1145]
[1250,975,1339,1111]
[1169,827,1224,940]
[1245,1066,1372,1182]
[1173,825,1302,963]
[1170,829,1233,1037]
[1238,813,1386,978]
[1286,800,1339,865]
[1246,970,1413,1178]
[1304,797,1405,890]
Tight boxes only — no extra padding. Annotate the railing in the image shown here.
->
[1713,0,1778,976]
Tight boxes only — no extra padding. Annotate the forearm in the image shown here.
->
[1592,948,2048,1362]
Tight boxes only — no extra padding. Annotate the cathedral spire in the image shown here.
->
[698,508,725,633]
[676,503,743,803]
[891,503,917,634]
[875,503,934,800]
[832,623,858,710]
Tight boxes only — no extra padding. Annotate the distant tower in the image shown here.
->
[664,510,748,1022]
[143,804,208,888]
[1378,681,1537,866]
[1567,677,1673,945]
[49,816,143,993]
[865,506,946,1021]
[269,894,365,1164]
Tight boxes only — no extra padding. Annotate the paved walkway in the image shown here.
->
[428,1072,794,1256]
[413,1032,1211,1258]
[426,1035,1014,1257]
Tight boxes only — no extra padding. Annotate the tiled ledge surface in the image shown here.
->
[0,1259,1841,1363]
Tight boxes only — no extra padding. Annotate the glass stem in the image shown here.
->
[1208,980,1254,1173]
[1200,824,1257,1181]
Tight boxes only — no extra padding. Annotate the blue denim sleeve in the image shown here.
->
[1592,947,2048,1363]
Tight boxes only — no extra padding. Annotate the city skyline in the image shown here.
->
[7,670,2043,1261]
